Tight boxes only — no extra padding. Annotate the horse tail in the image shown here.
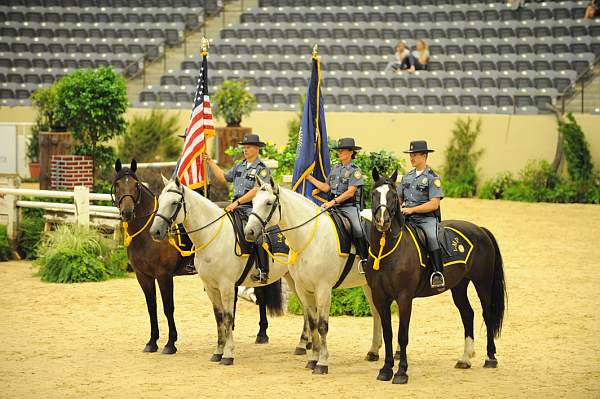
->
[481,226,507,338]
[255,279,284,317]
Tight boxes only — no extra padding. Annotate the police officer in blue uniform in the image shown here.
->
[307,137,369,273]
[398,140,445,290]
[203,134,272,283]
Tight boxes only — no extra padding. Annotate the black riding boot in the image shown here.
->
[251,244,270,284]
[430,249,445,290]
[356,238,369,274]
[176,253,198,276]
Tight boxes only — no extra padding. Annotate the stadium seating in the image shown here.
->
[138,0,599,113]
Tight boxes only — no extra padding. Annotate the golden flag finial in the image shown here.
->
[201,37,209,55]
[312,44,319,59]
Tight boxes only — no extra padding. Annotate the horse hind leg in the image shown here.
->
[157,275,178,355]
[451,279,475,369]
[473,279,499,368]
[254,287,269,344]
[362,284,382,362]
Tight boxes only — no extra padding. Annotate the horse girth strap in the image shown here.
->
[369,230,404,271]
[333,254,356,289]
[235,253,257,287]
[122,196,158,247]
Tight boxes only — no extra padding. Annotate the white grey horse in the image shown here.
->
[149,176,309,365]
[244,179,382,374]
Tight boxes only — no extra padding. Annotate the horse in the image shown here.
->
[243,177,383,375]
[148,175,307,365]
[112,160,285,356]
[366,168,507,384]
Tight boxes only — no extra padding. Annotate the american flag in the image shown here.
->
[176,50,215,190]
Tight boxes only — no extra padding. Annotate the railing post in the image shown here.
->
[581,81,584,113]
[5,192,17,251]
[74,186,90,227]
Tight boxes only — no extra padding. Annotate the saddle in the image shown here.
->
[406,221,473,268]
[326,208,372,256]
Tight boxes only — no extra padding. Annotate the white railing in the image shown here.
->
[0,186,119,244]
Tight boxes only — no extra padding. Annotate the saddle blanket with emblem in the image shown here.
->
[228,211,289,257]
[408,224,474,267]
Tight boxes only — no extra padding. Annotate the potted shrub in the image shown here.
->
[55,67,128,181]
[30,86,68,185]
[212,79,257,165]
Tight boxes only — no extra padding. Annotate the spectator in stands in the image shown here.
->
[507,0,526,10]
[585,0,600,18]
[384,40,412,74]
[409,40,430,72]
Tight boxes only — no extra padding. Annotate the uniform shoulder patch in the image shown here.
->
[433,178,442,188]
[353,170,362,179]
[259,168,268,178]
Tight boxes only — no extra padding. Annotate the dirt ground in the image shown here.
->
[1,198,600,398]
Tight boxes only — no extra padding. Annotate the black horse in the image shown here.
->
[366,169,507,384]
[112,159,282,354]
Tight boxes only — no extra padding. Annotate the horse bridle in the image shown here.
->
[154,187,187,227]
[112,172,147,219]
[372,181,399,232]
[250,189,281,233]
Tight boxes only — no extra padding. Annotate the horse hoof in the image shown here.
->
[305,360,317,370]
[484,358,498,368]
[210,353,223,362]
[377,368,393,381]
[294,347,307,355]
[455,360,471,369]
[162,345,177,355]
[143,343,158,353]
[306,342,313,350]
[220,357,234,366]
[365,352,379,362]
[312,365,328,375]
[255,335,269,344]
[392,373,408,384]
[394,351,401,360]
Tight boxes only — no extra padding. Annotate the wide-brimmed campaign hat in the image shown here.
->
[403,140,435,153]
[238,134,266,147]
[333,137,362,151]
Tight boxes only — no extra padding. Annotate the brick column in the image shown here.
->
[50,155,94,189]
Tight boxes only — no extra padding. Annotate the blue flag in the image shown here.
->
[291,52,331,204]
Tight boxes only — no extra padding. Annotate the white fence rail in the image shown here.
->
[0,186,119,246]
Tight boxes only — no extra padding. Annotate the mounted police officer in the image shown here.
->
[307,137,369,273]
[202,134,272,283]
[398,140,445,290]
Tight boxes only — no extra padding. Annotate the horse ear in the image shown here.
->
[130,159,137,173]
[161,174,169,186]
[390,169,398,184]
[269,176,275,188]
[372,167,380,182]
[255,175,264,187]
[115,159,122,172]
[174,176,181,188]
[273,182,279,195]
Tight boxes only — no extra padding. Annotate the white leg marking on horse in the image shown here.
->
[459,337,475,365]
[375,185,389,225]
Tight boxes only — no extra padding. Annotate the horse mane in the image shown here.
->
[281,186,323,211]
[181,183,221,211]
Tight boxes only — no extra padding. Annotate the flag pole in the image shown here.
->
[201,37,210,198]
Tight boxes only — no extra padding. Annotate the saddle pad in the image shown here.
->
[228,211,289,257]
[407,225,474,268]
[326,209,351,256]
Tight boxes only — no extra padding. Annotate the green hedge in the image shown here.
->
[288,287,372,317]
[0,225,11,261]
[36,225,128,283]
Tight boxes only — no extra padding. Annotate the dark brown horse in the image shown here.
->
[112,159,280,355]
[366,169,506,384]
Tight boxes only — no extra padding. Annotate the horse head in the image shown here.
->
[371,167,401,233]
[149,175,186,241]
[112,159,142,222]
[244,175,280,243]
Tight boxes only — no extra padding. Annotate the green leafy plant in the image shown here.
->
[212,80,256,127]
[479,172,516,200]
[353,150,405,207]
[35,225,128,283]
[55,67,128,175]
[17,214,45,260]
[0,225,11,261]
[287,287,372,317]
[442,117,483,197]
[28,85,67,163]
[118,108,182,162]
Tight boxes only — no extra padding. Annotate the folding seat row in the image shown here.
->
[1,0,215,10]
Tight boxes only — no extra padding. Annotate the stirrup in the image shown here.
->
[430,271,445,290]
[251,270,268,284]
[358,259,367,275]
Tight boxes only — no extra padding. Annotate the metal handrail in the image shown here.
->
[558,53,600,113]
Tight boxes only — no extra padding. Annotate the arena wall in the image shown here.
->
[2,106,599,180]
